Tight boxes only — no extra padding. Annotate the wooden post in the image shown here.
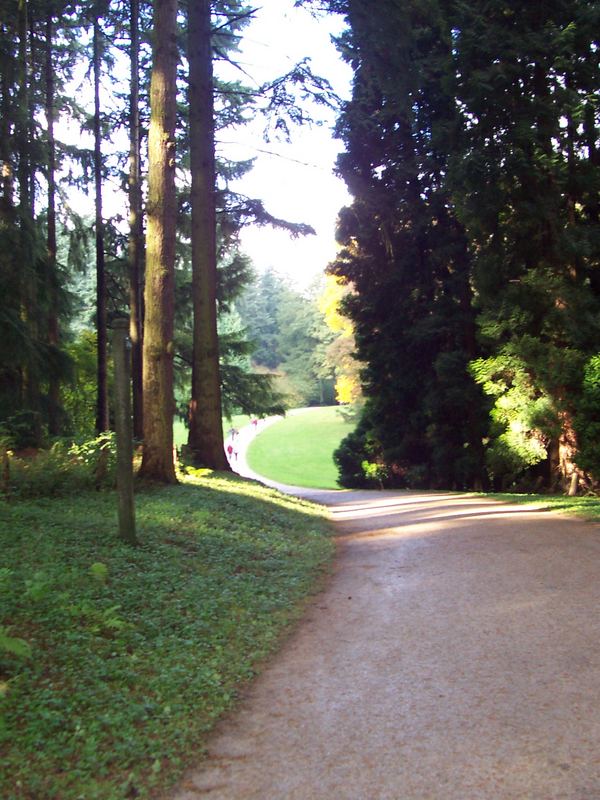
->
[112,318,137,545]
[1,444,10,501]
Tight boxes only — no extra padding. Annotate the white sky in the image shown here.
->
[58,2,352,292]
[216,0,353,290]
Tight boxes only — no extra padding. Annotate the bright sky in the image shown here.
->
[216,0,353,290]
[58,2,352,292]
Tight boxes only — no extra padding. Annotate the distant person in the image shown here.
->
[226,443,234,460]
[251,418,258,430]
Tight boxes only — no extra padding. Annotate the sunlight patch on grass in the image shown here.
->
[487,492,600,521]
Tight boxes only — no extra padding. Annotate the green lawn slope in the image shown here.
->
[0,472,332,799]
[246,406,354,489]
[173,414,250,448]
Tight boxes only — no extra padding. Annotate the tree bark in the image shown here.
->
[46,10,60,436]
[0,25,13,206]
[187,0,229,470]
[558,408,580,495]
[93,13,109,433]
[139,0,178,483]
[128,0,144,441]
[18,0,42,445]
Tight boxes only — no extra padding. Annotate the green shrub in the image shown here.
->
[5,433,117,499]
[334,428,369,487]
[361,460,389,489]
[574,355,600,480]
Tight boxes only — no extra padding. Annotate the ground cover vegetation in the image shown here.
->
[246,406,355,488]
[303,0,600,494]
[487,491,600,521]
[0,473,333,798]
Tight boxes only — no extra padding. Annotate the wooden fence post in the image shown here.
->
[112,318,138,545]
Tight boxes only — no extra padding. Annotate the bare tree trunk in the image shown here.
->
[0,26,13,205]
[187,0,229,470]
[46,10,60,436]
[28,18,36,216]
[18,0,42,446]
[93,13,109,433]
[128,0,144,441]
[139,0,178,483]
[558,409,580,495]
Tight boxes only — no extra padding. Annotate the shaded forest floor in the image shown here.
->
[0,472,333,800]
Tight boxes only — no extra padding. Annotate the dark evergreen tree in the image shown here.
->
[0,0,77,446]
[329,0,487,489]
[236,269,285,369]
[451,0,600,491]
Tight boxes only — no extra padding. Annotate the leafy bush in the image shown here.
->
[5,433,117,499]
[334,427,370,487]
[61,332,103,439]
[574,355,600,480]
[361,460,389,489]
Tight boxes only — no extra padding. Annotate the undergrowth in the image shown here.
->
[2,433,117,499]
[0,471,332,799]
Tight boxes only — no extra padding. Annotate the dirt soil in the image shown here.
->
[169,488,600,800]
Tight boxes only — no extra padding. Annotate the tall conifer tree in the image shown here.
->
[187,0,229,470]
[329,0,486,489]
[139,0,178,482]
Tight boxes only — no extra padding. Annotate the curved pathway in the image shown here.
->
[170,437,600,799]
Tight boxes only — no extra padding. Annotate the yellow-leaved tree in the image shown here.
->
[317,275,363,406]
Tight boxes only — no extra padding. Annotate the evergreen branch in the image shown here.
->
[212,8,259,34]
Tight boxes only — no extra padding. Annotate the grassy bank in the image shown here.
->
[246,407,354,489]
[488,492,600,521]
[0,472,332,799]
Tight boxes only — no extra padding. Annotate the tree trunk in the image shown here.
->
[128,0,144,441]
[17,0,42,446]
[46,10,60,436]
[28,17,36,216]
[139,0,178,483]
[0,26,13,205]
[93,13,109,433]
[557,409,580,495]
[187,0,229,470]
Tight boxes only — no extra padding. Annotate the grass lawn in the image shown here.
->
[488,491,600,521]
[0,472,332,799]
[173,414,250,448]
[246,407,354,490]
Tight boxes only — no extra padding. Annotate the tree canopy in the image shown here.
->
[321,0,600,492]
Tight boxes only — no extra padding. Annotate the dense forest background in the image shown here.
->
[1,0,599,493]
[326,0,600,494]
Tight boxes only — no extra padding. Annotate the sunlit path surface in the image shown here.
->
[171,490,600,800]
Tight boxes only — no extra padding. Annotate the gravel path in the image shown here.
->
[169,437,600,799]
